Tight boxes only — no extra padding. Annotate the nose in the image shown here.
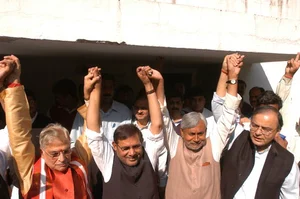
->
[128,148,135,156]
[194,134,200,142]
[57,152,66,162]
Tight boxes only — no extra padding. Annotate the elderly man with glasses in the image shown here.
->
[4,58,100,198]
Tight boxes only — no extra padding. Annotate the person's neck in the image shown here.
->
[256,143,271,153]
[137,119,148,128]
[101,101,113,112]
[171,112,182,122]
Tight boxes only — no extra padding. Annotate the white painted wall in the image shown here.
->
[1,0,299,54]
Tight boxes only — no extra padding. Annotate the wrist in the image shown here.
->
[221,69,228,75]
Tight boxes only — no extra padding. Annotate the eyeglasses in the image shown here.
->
[42,148,72,159]
[250,123,275,136]
[116,143,142,152]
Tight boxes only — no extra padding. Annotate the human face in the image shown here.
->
[181,120,207,152]
[250,112,279,152]
[27,96,37,118]
[167,97,183,117]
[191,96,206,113]
[249,88,263,108]
[113,134,143,166]
[133,99,149,122]
[41,138,71,172]
[101,79,114,104]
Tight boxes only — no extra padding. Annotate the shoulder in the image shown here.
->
[112,101,131,114]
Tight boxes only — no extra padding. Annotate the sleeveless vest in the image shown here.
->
[221,130,294,199]
[102,150,159,199]
[0,174,10,199]
[24,155,92,199]
[166,138,221,199]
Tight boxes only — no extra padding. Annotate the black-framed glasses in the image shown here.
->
[250,122,275,136]
[116,143,142,152]
[42,148,72,159]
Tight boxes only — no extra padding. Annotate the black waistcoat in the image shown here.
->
[0,174,10,199]
[102,150,159,199]
[221,130,294,199]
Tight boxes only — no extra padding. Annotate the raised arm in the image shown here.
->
[136,66,163,135]
[86,67,101,133]
[276,53,300,102]
[1,55,34,196]
[211,54,244,161]
[212,53,244,122]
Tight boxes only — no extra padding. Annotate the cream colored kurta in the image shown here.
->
[166,138,220,199]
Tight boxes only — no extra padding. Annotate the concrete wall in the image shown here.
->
[1,0,299,54]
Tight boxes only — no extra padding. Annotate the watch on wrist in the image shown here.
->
[226,79,237,85]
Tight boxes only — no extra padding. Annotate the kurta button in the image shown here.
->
[65,189,68,192]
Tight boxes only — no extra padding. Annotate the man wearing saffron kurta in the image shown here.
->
[163,54,244,199]
[3,55,99,199]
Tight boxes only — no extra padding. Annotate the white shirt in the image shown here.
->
[70,100,131,147]
[212,92,300,198]
[163,93,241,161]
[85,127,165,183]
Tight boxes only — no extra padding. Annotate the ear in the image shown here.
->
[112,142,117,151]
[180,129,184,137]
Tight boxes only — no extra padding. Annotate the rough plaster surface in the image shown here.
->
[0,0,299,54]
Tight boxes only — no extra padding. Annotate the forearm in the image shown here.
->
[216,72,228,98]
[155,78,165,105]
[145,83,163,135]
[3,86,34,196]
[276,76,292,103]
[86,87,101,133]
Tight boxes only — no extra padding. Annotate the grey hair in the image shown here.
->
[39,123,70,149]
[181,112,207,129]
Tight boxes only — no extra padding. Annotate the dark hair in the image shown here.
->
[249,87,265,95]
[25,88,36,101]
[257,91,282,110]
[186,86,205,99]
[135,88,147,102]
[113,124,143,144]
[166,89,184,101]
[252,105,283,131]
[52,78,77,99]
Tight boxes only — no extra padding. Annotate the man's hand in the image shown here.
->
[3,55,21,85]
[285,53,300,78]
[0,55,17,87]
[136,66,151,85]
[84,67,101,100]
[227,53,244,79]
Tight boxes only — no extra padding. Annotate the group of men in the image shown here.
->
[0,52,299,199]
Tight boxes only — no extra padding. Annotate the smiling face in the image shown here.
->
[113,133,143,166]
[181,120,207,152]
[250,111,279,151]
[41,138,71,172]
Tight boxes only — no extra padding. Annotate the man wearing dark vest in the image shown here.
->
[86,66,164,199]
[221,106,299,198]
[163,53,244,199]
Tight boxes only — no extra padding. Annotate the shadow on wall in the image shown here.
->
[239,62,273,104]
